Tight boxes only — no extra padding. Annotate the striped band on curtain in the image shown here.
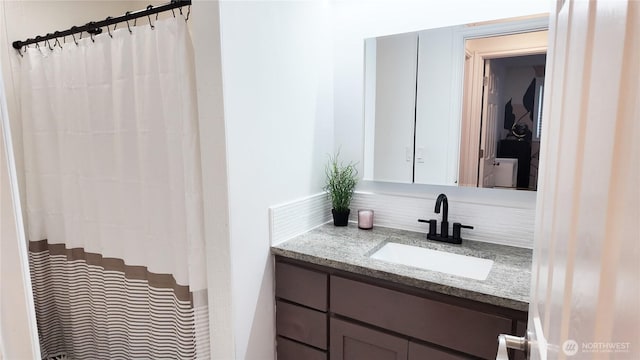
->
[29,239,209,360]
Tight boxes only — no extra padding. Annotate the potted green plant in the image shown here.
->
[324,152,358,226]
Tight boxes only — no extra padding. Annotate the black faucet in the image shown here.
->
[434,193,449,238]
[418,193,474,244]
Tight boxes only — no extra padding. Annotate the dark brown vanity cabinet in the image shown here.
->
[275,257,527,360]
[275,261,329,360]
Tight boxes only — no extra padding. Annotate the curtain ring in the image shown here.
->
[106,17,113,38]
[125,12,133,34]
[171,8,176,17]
[90,32,95,43]
[53,31,61,49]
[185,5,191,21]
[44,34,52,50]
[147,5,155,29]
[70,28,79,45]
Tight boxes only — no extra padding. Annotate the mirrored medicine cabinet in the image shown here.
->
[363,16,549,192]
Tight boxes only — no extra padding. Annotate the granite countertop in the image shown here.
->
[271,224,532,311]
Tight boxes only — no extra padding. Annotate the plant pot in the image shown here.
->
[332,209,350,226]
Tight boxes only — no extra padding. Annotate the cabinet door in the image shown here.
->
[370,32,418,183]
[330,318,408,360]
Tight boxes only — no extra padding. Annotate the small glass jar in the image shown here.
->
[358,209,374,230]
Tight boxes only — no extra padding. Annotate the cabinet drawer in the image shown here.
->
[277,336,326,360]
[409,341,469,360]
[330,276,511,359]
[276,261,327,311]
[330,317,408,360]
[276,300,327,349]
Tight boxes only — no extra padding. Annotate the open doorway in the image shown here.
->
[479,54,546,190]
[458,31,547,191]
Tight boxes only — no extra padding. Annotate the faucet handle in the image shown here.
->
[418,219,438,236]
[452,222,474,241]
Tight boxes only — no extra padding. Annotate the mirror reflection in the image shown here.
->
[363,18,548,191]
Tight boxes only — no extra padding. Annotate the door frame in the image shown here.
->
[464,45,548,187]
[0,60,42,359]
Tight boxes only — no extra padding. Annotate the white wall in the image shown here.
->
[217,1,334,358]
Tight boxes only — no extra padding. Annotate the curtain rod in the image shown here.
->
[12,0,192,50]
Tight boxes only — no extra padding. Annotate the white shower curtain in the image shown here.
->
[20,17,209,359]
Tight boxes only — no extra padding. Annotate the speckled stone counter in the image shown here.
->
[271,224,532,312]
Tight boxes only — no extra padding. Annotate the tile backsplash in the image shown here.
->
[269,193,331,246]
[350,192,534,248]
[270,191,535,249]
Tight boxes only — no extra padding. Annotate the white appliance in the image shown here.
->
[493,158,518,188]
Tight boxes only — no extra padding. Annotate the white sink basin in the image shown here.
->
[370,242,494,281]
